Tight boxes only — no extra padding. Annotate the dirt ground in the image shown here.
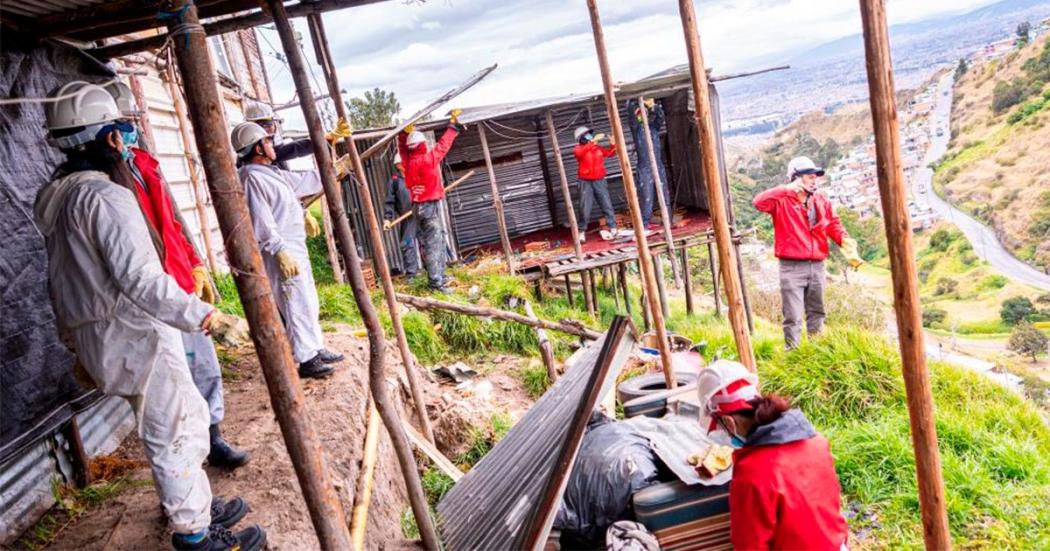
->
[24,324,534,551]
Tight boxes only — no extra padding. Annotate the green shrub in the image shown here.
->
[935,277,959,297]
[1001,296,1036,325]
[518,361,551,399]
[978,274,1008,291]
[1009,323,1049,361]
[421,467,455,507]
[923,307,947,327]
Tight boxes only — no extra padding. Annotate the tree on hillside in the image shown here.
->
[955,58,969,79]
[1008,323,1047,361]
[837,207,887,261]
[346,87,400,130]
[1016,21,1032,48]
[1001,296,1036,325]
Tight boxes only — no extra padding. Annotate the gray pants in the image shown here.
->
[779,259,826,350]
[638,163,670,227]
[416,200,447,288]
[400,216,421,276]
[182,331,224,425]
[578,178,616,231]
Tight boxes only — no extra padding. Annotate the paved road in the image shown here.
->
[912,73,1050,291]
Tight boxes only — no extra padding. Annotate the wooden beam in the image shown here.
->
[396,293,603,340]
[544,110,595,317]
[165,2,350,548]
[637,95,681,288]
[707,241,721,317]
[654,255,670,320]
[617,262,632,316]
[676,0,755,370]
[524,300,558,382]
[586,0,675,387]
[477,124,516,274]
[681,247,694,315]
[349,402,380,551]
[858,1,951,548]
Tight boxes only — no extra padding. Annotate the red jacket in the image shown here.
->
[573,142,616,180]
[129,148,201,293]
[398,126,460,203]
[729,410,849,550]
[753,186,846,261]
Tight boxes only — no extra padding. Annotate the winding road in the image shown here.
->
[912,72,1050,291]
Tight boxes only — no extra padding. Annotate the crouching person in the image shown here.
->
[698,361,849,550]
[37,81,265,550]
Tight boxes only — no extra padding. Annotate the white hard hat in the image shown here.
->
[244,100,278,123]
[393,152,402,164]
[406,130,426,148]
[697,360,759,421]
[787,156,825,181]
[45,81,123,149]
[103,81,141,118]
[573,126,592,142]
[231,121,269,157]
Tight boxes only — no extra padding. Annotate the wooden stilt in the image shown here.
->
[589,269,599,312]
[319,196,345,284]
[859,0,951,547]
[676,0,755,370]
[524,300,558,381]
[682,247,695,315]
[64,418,91,488]
[477,125,516,274]
[545,111,595,317]
[564,274,574,307]
[617,262,632,316]
[654,255,670,320]
[587,0,676,386]
[637,95,681,288]
[707,241,721,317]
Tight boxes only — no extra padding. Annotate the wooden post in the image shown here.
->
[859,1,951,548]
[349,402,380,551]
[163,62,220,274]
[477,125,516,274]
[564,274,574,307]
[681,247,695,315]
[617,262,632,316]
[654,255,670,320]
[524,300,558,381]
[269,4,438,549]
[637,96,681,288]
[64,418,91,488]
[676,0,755,370]
[165,2,350,548]
[707,241,721,316]
[545,110,595,317]
[586,0,676,387]
[396,293,603,340]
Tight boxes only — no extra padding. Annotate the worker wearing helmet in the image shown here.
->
[573,126,626,242]
[697,361,848,550]
[626,98,670,230]
[231,121,345,379]
[753,156,862,349]
[382,152,420,277]
[36,81,265,551]
[104,81,249,469]
[396,109,464,292]
[242,100,351,171]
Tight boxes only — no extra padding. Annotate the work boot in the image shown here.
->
[299,355,335,379]
[210,496,248,529]
[316,349,345,364]
[172,524,267,551]
[207,424,249,469]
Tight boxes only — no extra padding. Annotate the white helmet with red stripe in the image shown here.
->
[697,360,759,431]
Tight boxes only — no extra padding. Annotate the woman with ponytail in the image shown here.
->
[698,361,849,550]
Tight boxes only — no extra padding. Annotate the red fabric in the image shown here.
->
[130,148,201,293]
[752,187,846,261]
[398,126,460,203]
[729,435,849,550]
[573,142,616,180]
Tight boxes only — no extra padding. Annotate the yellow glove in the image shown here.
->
[643,98,655,109]
[841,237,863,270]
[275,249,300,280]
[325,117,352,142]
[202,311,251,347]
[190,265,216,304]
[591,132,606,143]
[404,123,416,134]
[304,211,321,238]
[383,219,394,231]
[449,108,462,124]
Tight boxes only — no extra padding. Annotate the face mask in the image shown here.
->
[584,133,594,142]
[729,433,746,449]
[121,128,138,147]
[120,147,134,162]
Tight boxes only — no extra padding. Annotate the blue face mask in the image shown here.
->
[728,433,746,449]
[121,128,139,148]
[120,147,134,162]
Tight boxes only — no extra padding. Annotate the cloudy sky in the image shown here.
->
[259,0,999,128]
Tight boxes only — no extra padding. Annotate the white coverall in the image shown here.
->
[34,171,215,534]
[238,163,325,363]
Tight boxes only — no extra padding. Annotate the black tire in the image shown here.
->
[616,371,698,404]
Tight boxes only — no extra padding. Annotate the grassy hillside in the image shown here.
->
[937,36,1050,270]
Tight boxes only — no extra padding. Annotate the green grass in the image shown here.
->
[421,467,455,507]
[518,361,551,399]
[456,413,513,469]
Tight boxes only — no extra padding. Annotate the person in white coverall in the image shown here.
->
[231,121,344,379]
[36,81,265,551]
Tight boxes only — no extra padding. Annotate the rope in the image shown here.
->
[478,108,587,139]
[156,2,204,49]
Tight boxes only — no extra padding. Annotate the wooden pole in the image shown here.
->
[477,125,516,274]
[707,241,721,316]
[858,1,951,547]
[64,418,91,488]
[524,300,558,382]
[269,5,439,549]
[318,196,345,283]
[617,262,632,316]
[586,0,676,387]
[681,247,695,315]
[637,96,681,288]
[545,110,595,317]
[654,255,670,320]
[396,293,603,340]
[165,3,350,548]
[349,402,380,551]
[676,0,755,370]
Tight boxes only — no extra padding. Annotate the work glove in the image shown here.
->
[190,265,216,304]
[404,123,416,134]
[275,249,300,280]
[643,98,655,109]
[449,108,462,124]
[304,211,322,238]
[592,132,607,143]
[202,311,251,347]
[325,117,352,143]
[841,237,864,270]
[383,219,394,232]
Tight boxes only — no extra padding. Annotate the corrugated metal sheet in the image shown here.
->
[437,317,636,550]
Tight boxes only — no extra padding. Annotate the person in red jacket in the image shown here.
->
[752,156,862,349]
[105,82,248,468]
[397,110,463,292]
[572,126,627,242]
[698,361,849,551]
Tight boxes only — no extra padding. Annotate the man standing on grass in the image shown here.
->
[753,156,863,350]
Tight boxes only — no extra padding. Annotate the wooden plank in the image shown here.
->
[403,421,464,482]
